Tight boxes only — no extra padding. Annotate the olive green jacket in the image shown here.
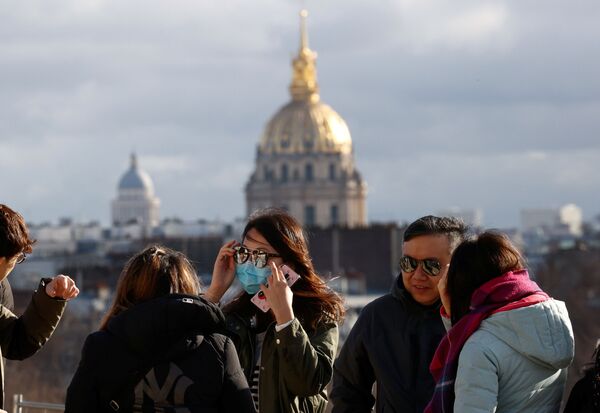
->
[0,279,66,408]
[226,315,338,413]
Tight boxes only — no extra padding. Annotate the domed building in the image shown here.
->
[246,10,367,227]
[111,153,160,227]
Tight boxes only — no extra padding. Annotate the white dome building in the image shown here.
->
[111,153,160,227]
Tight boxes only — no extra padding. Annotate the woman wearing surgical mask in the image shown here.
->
[205,208,344,413]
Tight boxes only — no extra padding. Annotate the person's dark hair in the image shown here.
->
[100,245,200,330]
[403,215,468,251]
[0,204,35,258]
[446,231,526,325]
[225,208,344,329]
[582,343,600,409]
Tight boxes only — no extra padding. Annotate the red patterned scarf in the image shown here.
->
[424,269,549,413]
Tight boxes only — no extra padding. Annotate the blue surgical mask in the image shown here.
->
[235,262,272,294]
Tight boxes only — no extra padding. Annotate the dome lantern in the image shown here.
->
[289,10,320,103]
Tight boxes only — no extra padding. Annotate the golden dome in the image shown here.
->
[259,10,352,156]
[260,100,352,155]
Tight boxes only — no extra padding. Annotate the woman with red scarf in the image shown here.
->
[425,231,574,413]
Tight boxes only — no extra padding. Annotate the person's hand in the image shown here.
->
[437,271,451,316]
[45,275,79,300]
[259,262,294,325]
[205,240,238,303]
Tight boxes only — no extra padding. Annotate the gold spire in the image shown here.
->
[289,9,320,103]
[300,9,309,50]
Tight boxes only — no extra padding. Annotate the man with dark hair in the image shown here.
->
[0,204,79,411]
[330,215,468,413]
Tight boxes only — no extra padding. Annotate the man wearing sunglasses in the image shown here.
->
[331,215,468,413]
[0,204,79,412]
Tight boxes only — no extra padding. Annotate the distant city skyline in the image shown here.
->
[1,1,599,227]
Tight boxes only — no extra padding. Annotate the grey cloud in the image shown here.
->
[1,0,600,227]
[364,148,600,227]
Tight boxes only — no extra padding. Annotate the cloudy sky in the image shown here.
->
[1,0,599,228]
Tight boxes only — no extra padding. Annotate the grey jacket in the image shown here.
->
[455,299,574,413]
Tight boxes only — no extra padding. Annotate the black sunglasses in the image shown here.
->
[233,245,281,269]
[399,255,442,276]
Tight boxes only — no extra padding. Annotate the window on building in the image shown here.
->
[331,204,339,226]
[305,205,316,227]
[281,164,289,182]
[329,163,336,180]
[304,135,314,150]
[305,163,314,182]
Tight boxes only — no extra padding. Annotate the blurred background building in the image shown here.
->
[111,153,161,234]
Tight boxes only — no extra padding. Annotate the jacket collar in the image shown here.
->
[107,294,226,361]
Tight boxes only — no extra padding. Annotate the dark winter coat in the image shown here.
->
[65,294,255,413]
[564,369,600,413]
[330,276,446,413]
[0,279,66,409]
[226,312,338,413]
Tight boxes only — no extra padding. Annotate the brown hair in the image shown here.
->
[100,245,201,330]
[225,208,344,329]
[0,204,35,258]
[447,231,526,325]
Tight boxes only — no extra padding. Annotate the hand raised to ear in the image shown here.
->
[259,262,294,325]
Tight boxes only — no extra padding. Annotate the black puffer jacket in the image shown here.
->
[65,294,255,413]
[564,370,600,413]
[330,276,446,413]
